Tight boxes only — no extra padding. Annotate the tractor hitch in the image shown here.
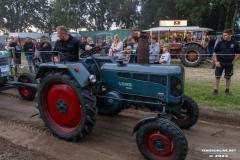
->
[6,81,38,89]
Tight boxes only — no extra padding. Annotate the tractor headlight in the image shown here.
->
[89,75,96,83]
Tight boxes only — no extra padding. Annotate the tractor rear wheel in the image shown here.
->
[172,95,199,129]
[136,118,188,160]
[38,71,97,141]
[18,73,37,101]
[180,44,206,67]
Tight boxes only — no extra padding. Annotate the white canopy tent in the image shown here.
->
[144,26,214,44]
[144,26,213,32]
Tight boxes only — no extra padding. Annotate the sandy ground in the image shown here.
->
[0,90,239,160]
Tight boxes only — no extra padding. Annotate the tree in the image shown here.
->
[84,0,139,30]
[138,0,239,31]
[49,0,86,31]
[139,0,180,29]
[0,0,51,32]
[114,0,140,29]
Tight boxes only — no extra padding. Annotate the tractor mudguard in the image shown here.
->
[35,63,91,88]
[132,114,159,135]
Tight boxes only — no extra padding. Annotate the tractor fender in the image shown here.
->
[35,63,91,88]
[132,114,159,135]
[184,42,206,49]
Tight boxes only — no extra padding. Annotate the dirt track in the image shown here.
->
[0,90,239,160]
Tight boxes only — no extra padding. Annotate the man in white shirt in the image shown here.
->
[159,46,171,65]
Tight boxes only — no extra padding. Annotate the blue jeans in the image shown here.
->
[26,54,34,73]
[208,47,214,58]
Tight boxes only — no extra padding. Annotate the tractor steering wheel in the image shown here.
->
[80,47,101,58]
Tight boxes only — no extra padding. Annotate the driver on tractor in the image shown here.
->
[53,26,92,63]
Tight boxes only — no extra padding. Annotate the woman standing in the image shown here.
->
[108,34,123,57]
[129,36,139,63]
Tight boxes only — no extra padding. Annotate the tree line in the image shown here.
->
[0,0,239,33]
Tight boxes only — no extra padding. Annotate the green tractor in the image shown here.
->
[0,50,37,100]
[35,48,199,160]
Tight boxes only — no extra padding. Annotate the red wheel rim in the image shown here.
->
[146,131,175,159]
[186,50,199,62]
[43,84,82,133]
[19,87,31,96]
[18,77,32,96]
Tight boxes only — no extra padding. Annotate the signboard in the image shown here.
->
[159,20,187,27]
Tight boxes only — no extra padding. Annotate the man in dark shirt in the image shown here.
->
[39,35,52,63]
[81,37,88,45]
[8,37,22,64]
[213,29,240,95]
[8,37,22,75]
[53,26,92,62]
[208,35,216,59]
[23,37,35,73]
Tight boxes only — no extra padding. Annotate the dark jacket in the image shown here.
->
[23,42,34,55]
[53,34,85,62]
[39,42,52,52]
[208,38,216,48]
[39,42,52,63]
[137,32,149,64]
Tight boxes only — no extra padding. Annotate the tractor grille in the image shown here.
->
[0,57,10,66]
[0,57,11,78]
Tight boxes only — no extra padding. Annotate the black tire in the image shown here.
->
[17,73,37,101]
[136,118,188,160]
[180,44,206,67]
[38,71,97,141]
[172,95,199,129]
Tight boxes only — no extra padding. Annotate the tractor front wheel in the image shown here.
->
[38,71,97,141]
[172,95,199,129]
[136,118,188,160]
[18,73,37,101]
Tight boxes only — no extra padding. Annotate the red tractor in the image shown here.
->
[147,27,213,67]
[179,40,209,67]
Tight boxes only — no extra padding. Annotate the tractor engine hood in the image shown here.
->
[101,63,183,75]
[101,63,184,105]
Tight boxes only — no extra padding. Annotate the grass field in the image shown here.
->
[185,81,240,111]
[180,60,240,111]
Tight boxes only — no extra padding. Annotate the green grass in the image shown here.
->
[168,59,240,111]
[169,59,240,111]
[184,75,240,111]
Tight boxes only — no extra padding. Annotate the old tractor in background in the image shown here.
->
[179,39,209,67]
[147,26,214,67]
[35,48,200,160]
[160,40,208,67]
[0,50,37,100]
